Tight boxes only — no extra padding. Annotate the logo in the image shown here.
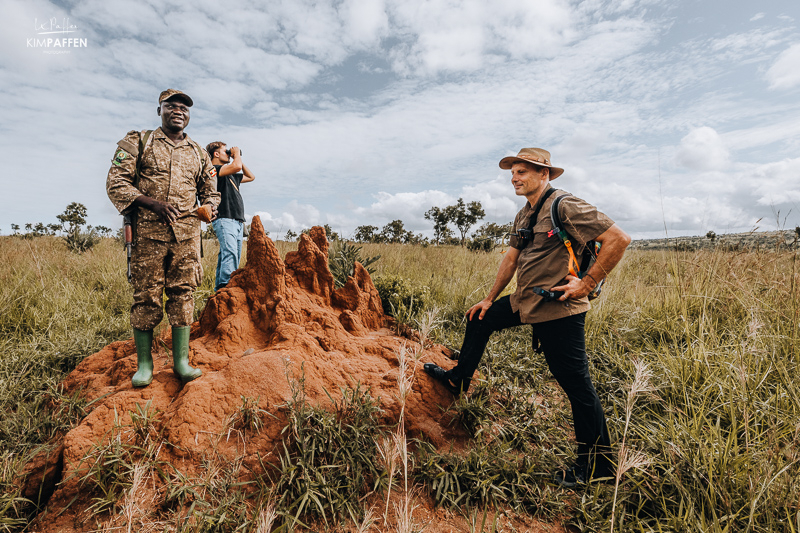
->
[27,18,88,54]
[113,149,128,166]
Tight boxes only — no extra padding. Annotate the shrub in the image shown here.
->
[63,226,101,253]
[467,236,495,253]
[373,274,430,319]
[328,241,381,288]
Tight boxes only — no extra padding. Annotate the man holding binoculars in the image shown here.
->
[205,142,256,291]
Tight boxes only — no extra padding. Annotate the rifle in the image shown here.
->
[123,213,133,283]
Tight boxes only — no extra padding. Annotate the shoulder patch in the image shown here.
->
[209,166,217,178]
[112,148,129,166]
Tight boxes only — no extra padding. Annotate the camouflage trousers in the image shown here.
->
[130,234,202,331]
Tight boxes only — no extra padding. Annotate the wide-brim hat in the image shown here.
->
[158,89,193,107]
[499,147,564,180]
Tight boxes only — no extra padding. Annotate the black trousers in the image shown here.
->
[449,295,612,471]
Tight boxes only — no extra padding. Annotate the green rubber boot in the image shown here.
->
[132,329,154,387]
[172,326,202,383]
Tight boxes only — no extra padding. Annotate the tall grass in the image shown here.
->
[2,234,800,531]
[0,236,218,529]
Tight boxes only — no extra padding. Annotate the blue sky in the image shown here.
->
[2,0,799,239]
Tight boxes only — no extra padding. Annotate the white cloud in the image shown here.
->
[386,0,579,76]
[751,158,800,205]
[750,13,765,22]
[253,201,322,235]
[353,190,455,229]
[674,127,730,171]
[340,0,389,48]
[766,43,800,90]
[1,0,799,240]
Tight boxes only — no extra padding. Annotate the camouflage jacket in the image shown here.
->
[106,127,220,242]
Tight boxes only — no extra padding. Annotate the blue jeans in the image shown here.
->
[212,218,243,291]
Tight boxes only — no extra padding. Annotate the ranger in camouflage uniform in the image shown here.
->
[106,89,220,387]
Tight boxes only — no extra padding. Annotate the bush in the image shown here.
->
[63,227,101,253]
[373,274,430,319]
[328,241,380,288]
[467,236,495,253]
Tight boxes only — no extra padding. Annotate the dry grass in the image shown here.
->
[2,234,800,532]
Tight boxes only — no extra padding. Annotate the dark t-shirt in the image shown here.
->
[214,165,245,222]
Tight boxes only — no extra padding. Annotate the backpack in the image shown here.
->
[547,194,603,300]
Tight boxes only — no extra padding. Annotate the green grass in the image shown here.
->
[1,234,800,531]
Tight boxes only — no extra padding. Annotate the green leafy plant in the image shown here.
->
[373,274,430,319]
[272,383,386,529]
[328,241,381,288]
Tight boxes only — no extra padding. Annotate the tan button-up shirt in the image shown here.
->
[508,188,614,324]
[106,127,220,242]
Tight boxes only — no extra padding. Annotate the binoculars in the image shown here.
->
[225,148,243,157]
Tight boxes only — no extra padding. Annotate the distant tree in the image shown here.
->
[446,198,485,246]
[470,221,512,251]
[285,229,297,241]
[47,223,61,235]
[354,225,379,243]
[381,219,411,244]
[706,230,716,244]
[424,206,454,245]
[473,221,511,244]
[33,223,49,237]
[11,223,20,236]
[95,225,113,238]
[323,224,340,241]
[202,224,217,240]
[406,232,428,246]
[57,202,88,233]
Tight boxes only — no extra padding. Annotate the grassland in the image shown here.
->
[1,233,799,532]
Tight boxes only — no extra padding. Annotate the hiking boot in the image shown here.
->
[423,363,468,396]
[132,329,154,388]
[554,463,614,488]
[171,326,202,383]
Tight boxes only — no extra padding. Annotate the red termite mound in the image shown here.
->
[28,217,462,531]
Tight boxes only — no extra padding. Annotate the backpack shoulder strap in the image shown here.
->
[549,194,567,235]
[525,187,557,235]
[187,139,208,173]
[134,130,154,188]
[548,193,582,277]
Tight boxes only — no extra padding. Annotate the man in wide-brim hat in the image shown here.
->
[424,147,631,488]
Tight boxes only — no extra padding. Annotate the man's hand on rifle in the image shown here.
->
[134,196,180,225]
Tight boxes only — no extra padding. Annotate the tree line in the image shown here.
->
[7,199,515,253]
[351,198,511,251]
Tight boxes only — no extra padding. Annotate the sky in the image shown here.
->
[2,0,799,240]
